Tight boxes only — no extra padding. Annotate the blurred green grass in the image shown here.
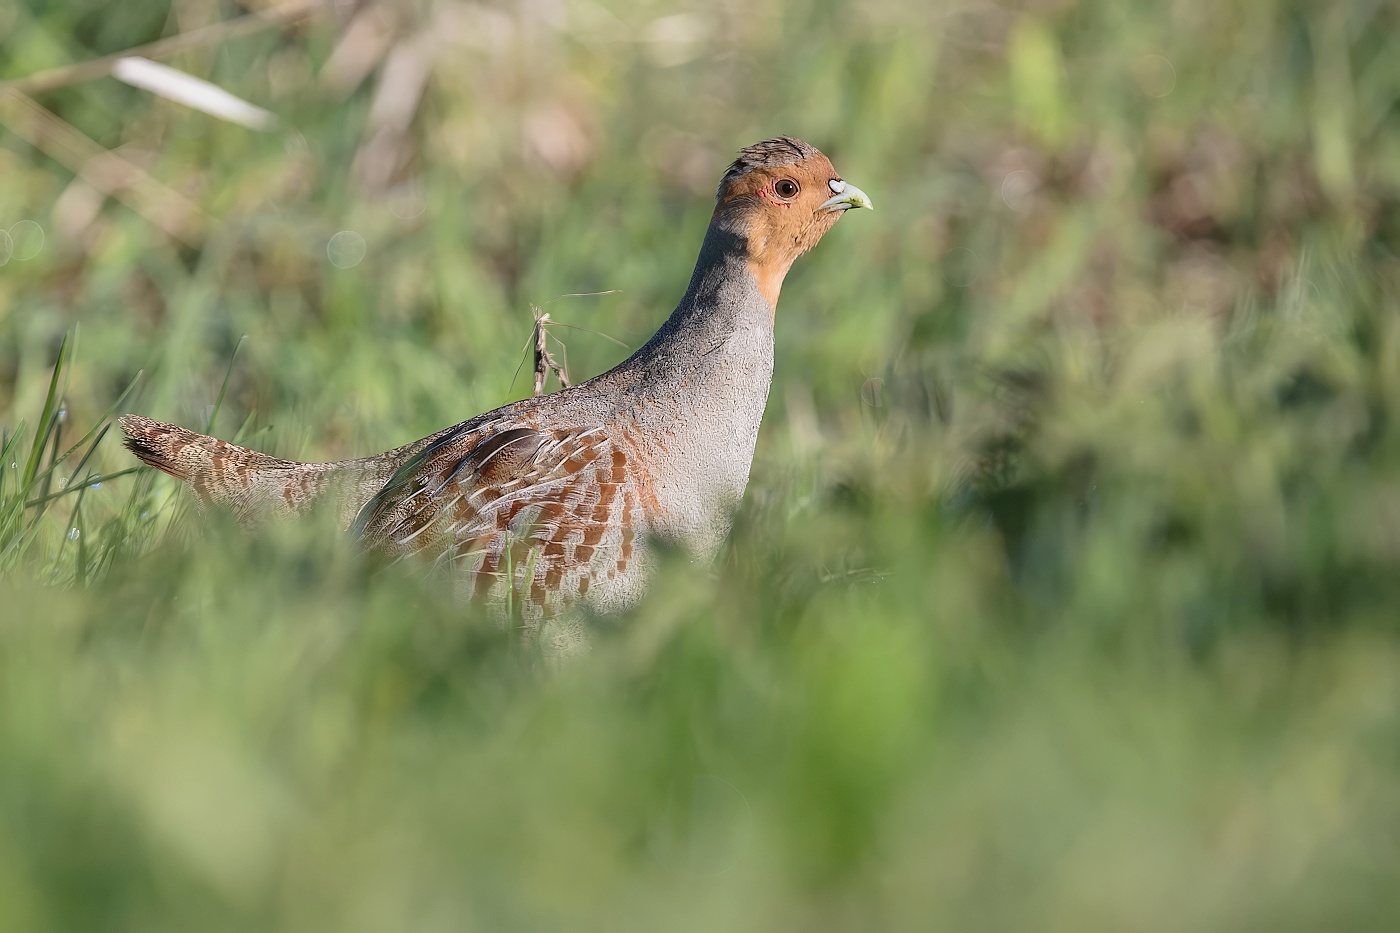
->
[4,0,1400,928]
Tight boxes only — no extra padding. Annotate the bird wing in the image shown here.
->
[354,419,642,606]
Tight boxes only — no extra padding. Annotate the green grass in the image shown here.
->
[4,0,1400,928]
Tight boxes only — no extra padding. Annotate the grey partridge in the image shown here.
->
[121,136,872,619]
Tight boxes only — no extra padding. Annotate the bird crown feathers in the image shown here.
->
[718,137,819,198]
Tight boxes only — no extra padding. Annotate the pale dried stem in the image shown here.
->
[532,309,570,397]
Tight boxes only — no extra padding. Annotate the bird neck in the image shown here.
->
[592,215,777,557]
[602,213,777,414]
[663,215,778,343]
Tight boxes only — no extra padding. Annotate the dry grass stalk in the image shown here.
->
[531,307,570,396]
[0,89,207,246]
[0,0,330,95]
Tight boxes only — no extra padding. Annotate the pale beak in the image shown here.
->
[820,180,874,213]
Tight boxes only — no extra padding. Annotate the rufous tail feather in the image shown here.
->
[119,414,401,526]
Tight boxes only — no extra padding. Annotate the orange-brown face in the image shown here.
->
[713,139,873,310]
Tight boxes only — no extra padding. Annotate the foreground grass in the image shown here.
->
[4,0,1400,928]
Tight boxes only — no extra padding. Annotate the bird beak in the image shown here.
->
[820,180,874,213]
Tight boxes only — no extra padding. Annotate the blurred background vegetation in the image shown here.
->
[3,0,1400,928]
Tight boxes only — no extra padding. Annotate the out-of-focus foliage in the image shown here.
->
[3,0,1400,929]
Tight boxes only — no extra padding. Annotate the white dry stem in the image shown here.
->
[111,57,276,131]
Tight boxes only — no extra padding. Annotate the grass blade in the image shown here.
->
[21,332,68,489]
[205,336,246,434]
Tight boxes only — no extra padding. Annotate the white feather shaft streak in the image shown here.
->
[111,57,276,131]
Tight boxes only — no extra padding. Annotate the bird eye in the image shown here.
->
[774,179,800,199]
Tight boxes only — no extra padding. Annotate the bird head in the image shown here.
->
[713,136,873,309]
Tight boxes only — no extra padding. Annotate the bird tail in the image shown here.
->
[119,414,386,524]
